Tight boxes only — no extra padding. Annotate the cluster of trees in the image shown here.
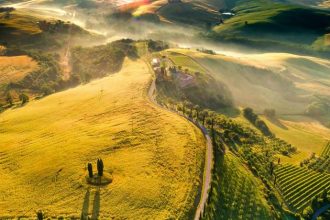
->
[4,51,63,99]
[87,158,104,178]
[302,190,330,220]
[196,48,216,55]
[70,39,138,83]
[300,153,330,174]
[0,7,14,19]
[3,92,29,107]
[147,40,169,52]
[243,107,273,136]
[38,20,75,34]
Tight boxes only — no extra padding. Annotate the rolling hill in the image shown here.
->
[164,49,330,115]
[161,48,330,163]
[0,59,205,219]
[209,0,330,55]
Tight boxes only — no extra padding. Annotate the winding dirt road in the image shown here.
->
[147,79,213,220]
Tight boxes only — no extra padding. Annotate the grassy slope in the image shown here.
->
[261,115,330,164]
[157,1,219,27]
[0,59,205,219]
[0,55,38,84]
[210,0,330,54]
[0,10,42,37]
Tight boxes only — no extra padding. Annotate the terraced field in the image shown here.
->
[275,164,330,212]
[322,142,330,157]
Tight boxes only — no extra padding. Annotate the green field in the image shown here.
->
[275,164,330,212]
[210,0,330,54]
[203,152,274,220]
[0,59,205,219]
[165,50,206,74]
[261,116,330,161]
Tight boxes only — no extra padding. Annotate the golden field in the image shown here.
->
[0,59,205,219]
[0,55,38,85]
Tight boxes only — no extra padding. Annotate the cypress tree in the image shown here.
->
[87,163,93,178]
[37,210,43,220]
[97,158,104,176]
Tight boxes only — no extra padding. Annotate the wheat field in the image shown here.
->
[0,59,205,219]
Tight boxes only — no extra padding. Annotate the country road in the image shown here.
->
[147,78,213,220]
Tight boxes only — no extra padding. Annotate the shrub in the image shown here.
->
[19,93,29,105]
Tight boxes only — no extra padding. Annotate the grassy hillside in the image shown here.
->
[157,1,220,27]
[261,115,330,164]
[131,0,221,27]
[208,0,330,55]
[0,59,205,219]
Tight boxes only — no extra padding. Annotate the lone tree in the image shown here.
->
[87,163,93,178]
[19,93,29,105]
[97,158,104,176]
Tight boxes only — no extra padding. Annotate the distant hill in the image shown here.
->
[207,0,330,55]
[277,0,330,9]
[0,8,101,50]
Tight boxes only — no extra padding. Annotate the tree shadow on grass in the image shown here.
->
[91,188,100,220]
[267,116,288,130]
[81,189,90,220]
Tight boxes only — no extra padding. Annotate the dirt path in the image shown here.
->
[147,78,213,220]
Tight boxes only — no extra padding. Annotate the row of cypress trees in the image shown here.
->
[87,158,104,178]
